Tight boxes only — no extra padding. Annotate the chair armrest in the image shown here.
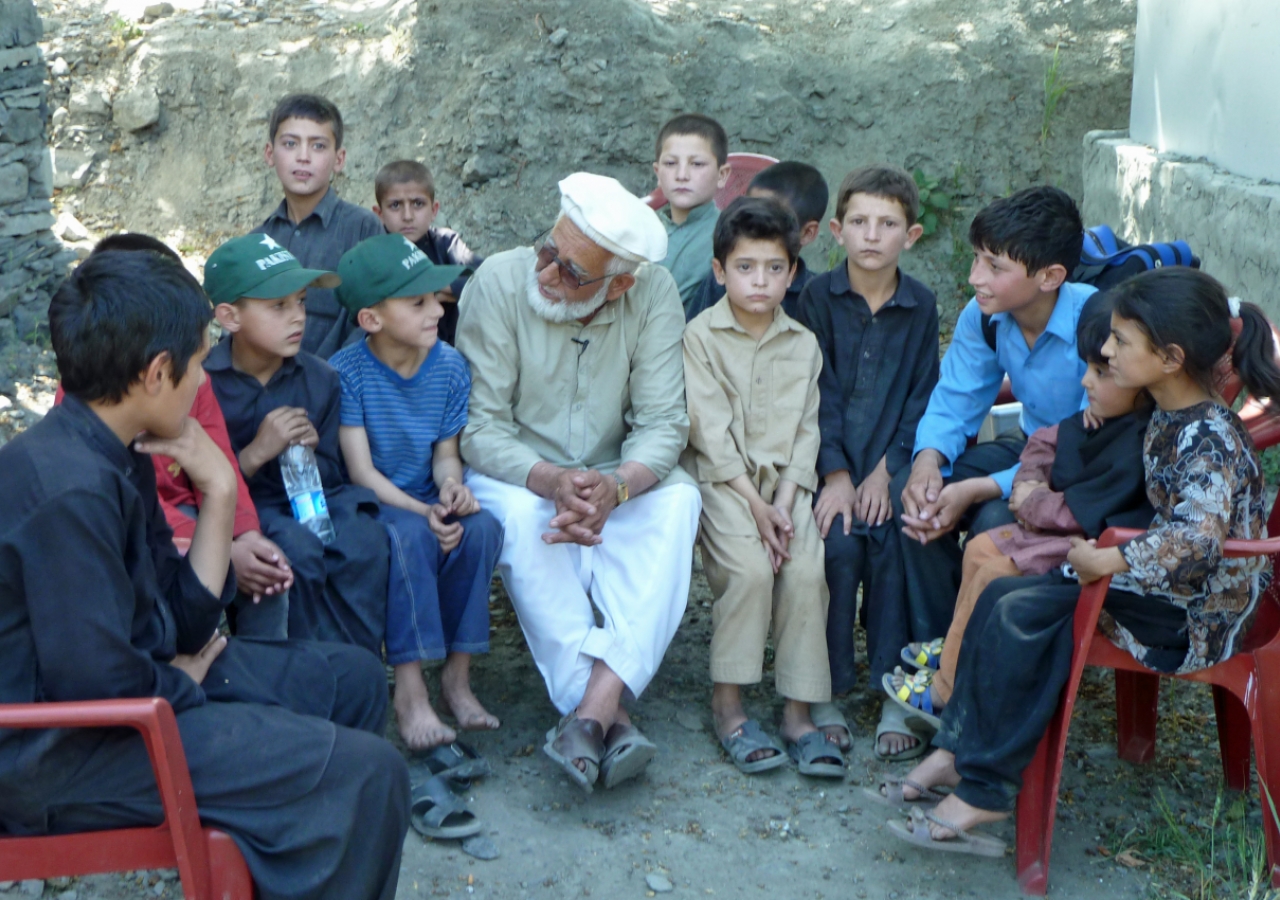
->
[0,698,211,897]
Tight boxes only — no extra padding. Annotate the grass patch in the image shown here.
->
[1041,43,1070,143]
[1109,789,1275,900]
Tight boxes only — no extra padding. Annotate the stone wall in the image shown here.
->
[0,0,72,344]
[1081,129,1280,320]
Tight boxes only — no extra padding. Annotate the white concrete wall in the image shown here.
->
[1130,0,1280,182]
[1083,130,1280,320]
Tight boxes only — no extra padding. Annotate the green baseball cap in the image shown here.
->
[335,234,471,313]
[203,233,340,305]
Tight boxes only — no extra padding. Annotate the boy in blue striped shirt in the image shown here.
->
[331,234,503,751]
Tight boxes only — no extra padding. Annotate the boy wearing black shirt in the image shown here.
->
[0,251,408,900]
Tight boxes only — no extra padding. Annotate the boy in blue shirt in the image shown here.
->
[332,234,503,751]
[886,187,1095,755]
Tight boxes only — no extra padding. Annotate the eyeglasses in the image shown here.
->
[533,229,612,291]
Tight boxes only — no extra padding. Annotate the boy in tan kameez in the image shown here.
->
[682,196,842,778]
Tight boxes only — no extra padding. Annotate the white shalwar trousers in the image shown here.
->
[468,473,701,714]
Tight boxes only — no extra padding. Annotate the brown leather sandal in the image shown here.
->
[543,714,605,794]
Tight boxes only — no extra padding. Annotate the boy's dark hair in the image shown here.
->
[374,159,435,205]
[749,161,829,227]
[1112,267,1280,401]
[968,185,1083,275]
[712,195,801,266]
[268,93,344,149]
[51,251,212,404]
[833,165,919,226]
[1076,290,1116,365]
[91,232,182,263]
[655,113,728,166]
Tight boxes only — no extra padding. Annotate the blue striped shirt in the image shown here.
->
[331,339,471,504]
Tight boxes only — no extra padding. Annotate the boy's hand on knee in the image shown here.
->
[1008,480,1045,515]
[856,464,892,527]
[135,416,236,500]
[750,499,793,573]
[230,530,293,601]
[428,504,465,553]
[170,632,227,685]
[815,471,857,538]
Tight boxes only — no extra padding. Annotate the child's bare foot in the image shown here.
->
[439,653,500,731]
[394,662,456,750]
[922,793,1009,839]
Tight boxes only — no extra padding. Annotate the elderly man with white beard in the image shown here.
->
[455,173,700,793]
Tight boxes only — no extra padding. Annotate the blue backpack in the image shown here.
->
[980,225,1200,350]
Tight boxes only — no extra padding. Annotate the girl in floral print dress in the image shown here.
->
[879,267,1280,858]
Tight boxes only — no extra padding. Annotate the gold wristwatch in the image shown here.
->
[613,472,629,505]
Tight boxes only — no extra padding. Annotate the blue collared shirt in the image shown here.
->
[913,280,1097,497]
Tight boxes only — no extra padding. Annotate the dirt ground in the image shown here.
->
[5,0,1272,898]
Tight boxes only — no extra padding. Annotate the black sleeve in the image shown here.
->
[886,301,941,475]
[20,489,206,711]
[137,456,231,651]
[800,282,852,478]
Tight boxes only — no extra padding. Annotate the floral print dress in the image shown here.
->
[1105,401,1271,672]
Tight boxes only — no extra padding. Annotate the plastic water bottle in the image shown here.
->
[279,444,336,544]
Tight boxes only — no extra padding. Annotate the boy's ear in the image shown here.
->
[356,307,383,332]
[371,203,382,216]
[141,351,174,396]
[263,142,274,167]
[903,222,925,249]
[786,259,798,288]
[1036,263,1069,293]
[716,162,732,190]
[214,302,242,333]
[711,258,727,286]
[604,273,636,302]
[332,147,347,176]
[828,217,845,245]
[799,220,822,247]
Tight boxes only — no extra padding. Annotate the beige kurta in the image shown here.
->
[682,298,830,701]
[455,247,692,489]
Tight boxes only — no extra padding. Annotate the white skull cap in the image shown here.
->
[558,172,668,263]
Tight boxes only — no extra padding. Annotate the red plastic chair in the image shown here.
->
[0,698,253,900]
[644,152,779,212]
[1014,406,1280,895]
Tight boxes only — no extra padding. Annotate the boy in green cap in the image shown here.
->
[203,233,391,657]
[331,233,503,751]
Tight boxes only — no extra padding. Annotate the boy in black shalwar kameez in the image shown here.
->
[0,251,409,900]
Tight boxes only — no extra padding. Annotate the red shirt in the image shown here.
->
[54,381,260,540]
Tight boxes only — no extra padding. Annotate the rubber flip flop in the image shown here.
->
[874,701,930,762]
[861,775,951,809]
[410,775,484,840]
[600,722,657,789]
[720,719,787,775]
[886,806,1007,858]
[421,741,492,790]
[786,730,845,779]
[543,714,604,794]
[809,701,852,751]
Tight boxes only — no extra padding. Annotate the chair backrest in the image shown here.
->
[644,153,780,212]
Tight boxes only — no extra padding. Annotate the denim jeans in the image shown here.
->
[378,505,503,665]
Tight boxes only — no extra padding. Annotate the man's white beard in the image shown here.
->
[525,266,611,323]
